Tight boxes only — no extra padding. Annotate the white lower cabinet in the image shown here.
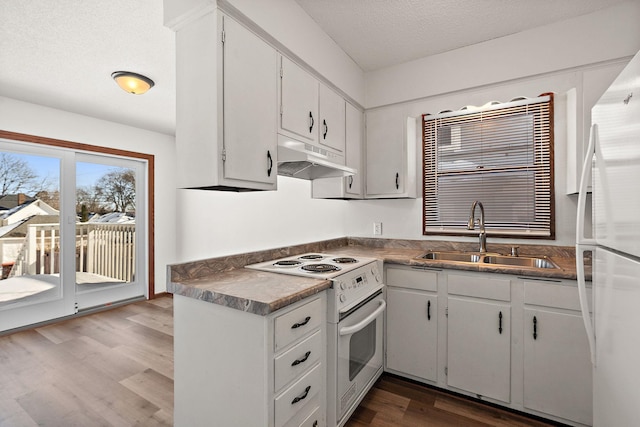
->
[446,272,511,403]
[383,266,592,426]
[173,293,326,427]
[385,267,438,382]
[523,280,593,425]
[447,296,511,403]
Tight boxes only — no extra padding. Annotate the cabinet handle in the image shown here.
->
[313,421,318,427]
[309,111,314,133]
[498,311,503,334]
[427,300,431,321]
[291,316,311,329]
[323,119,328,139]
[267,150,273,177]
[533,316,538,340]
[291,385,311,405]
[395,172,399,189]
[348,175,353,189]
[291,351,311,367]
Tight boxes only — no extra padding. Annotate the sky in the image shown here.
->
[5,151,123,192]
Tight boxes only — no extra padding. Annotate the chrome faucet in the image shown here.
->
[467,200,487,253]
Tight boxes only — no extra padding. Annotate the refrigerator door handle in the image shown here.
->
[576,243,596,366]
[576,124,597,246]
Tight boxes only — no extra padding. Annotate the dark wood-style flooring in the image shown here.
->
[345,375,559,427]
[1,296,558,426]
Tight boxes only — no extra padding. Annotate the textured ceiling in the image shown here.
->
[294,0,630,71]
[0,0,175,135]
[0,0,630,136]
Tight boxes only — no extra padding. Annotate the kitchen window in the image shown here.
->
[422,93,554,238]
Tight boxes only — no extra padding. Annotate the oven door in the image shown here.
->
[336,291,385,421]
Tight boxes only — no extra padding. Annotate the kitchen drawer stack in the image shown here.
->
[173,292,327,427]
[273,297,326,427]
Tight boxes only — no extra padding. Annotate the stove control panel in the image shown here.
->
[331,260,383,315]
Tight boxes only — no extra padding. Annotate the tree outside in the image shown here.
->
[0,152,135,219]
[0,153,54,201]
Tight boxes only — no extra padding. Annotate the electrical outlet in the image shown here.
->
[373,222,382,235]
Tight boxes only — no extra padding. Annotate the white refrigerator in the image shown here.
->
[576,49,640,427]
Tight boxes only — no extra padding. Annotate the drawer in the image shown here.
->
[386,266,438,292]
[448,273,511,301]
[299,405,322,427]
[275,329,322,391]
[524,280,592,312]
[275,362,322,427]
[275,298,323,352]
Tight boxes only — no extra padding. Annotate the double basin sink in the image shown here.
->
[418,251,559,269]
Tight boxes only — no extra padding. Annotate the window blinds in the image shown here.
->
[422,94,554,238]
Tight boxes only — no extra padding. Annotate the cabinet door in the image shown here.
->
[345,103,363,197]
[222,15,277,186]
[280,56,318,143]
[365,107,405,196]
[523,308,592,425]
[447,297,510,403]
[319,84,345,153]
[386,287,437,382]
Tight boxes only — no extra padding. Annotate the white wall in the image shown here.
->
[349,1,640,247]
[0,96,177,293]
[365,1,640,108]
[176,176,349,262]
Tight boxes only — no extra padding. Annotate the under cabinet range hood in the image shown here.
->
[277,135,356,180]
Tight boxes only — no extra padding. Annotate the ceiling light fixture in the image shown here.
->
[111,71,155,95]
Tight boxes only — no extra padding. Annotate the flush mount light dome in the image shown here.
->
[111,71,155,95]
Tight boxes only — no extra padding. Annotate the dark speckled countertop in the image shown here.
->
[168,237,587,316]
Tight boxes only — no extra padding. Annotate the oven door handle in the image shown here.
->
[339,300,386,336]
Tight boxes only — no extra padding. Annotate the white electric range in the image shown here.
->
[246,253,385,427]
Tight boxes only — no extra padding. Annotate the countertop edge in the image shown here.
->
[168,238,587,316]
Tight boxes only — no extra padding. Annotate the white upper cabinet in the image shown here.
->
[220,14,277,188]
[318,84,346,153]
[344,103,363,197]
[565,62,628,194]
[174,12,277,191]
[311,102,363,199]
[279,56,319,144]
[365,106,416,198]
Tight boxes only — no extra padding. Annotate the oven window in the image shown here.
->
[349,320,376,381]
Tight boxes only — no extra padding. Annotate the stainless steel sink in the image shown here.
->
[417,251,560,269]
[482,255,558,269]
[420,251,482,263]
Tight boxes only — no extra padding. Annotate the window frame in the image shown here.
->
[0,129,156,297]
[422,93,555,239]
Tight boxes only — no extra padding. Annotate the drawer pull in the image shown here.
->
[291,351,311,367]
[291,386,311,405]
[291,316,311,329]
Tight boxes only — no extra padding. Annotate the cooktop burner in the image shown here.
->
[298,254,324,260]
[273,260,303,267]
[332,257,357,264]
[301,263,341,273]
[245,253,378,279]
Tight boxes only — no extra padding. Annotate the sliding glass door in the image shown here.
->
[0,139,147,332]
[74,153,146,310]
